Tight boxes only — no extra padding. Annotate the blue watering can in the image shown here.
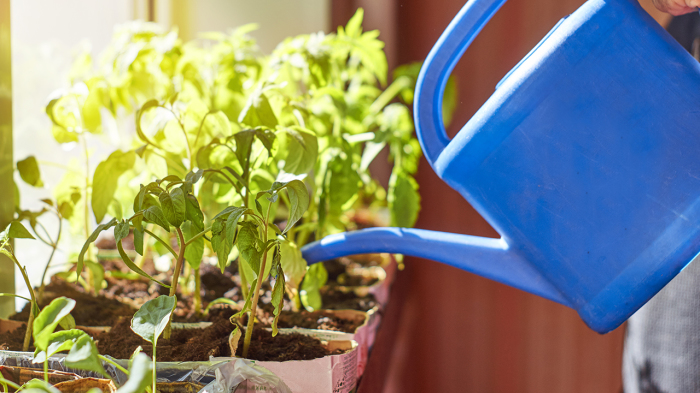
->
[301,0,700,333]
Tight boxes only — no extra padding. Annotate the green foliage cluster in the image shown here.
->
[11,8,458,361]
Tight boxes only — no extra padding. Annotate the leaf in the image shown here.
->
[18,378,61,393]
[59,314,76,330]
[92,150,136,223]
[280,240,306,291]
[117,240,170,287]
[388,170,421,228]
[185,195,204,231]
[36,329,85,362]
[182,221,203,270]
[33,297,76,351]
[277,128,318,175]
[114,220,130,243]
[301,263,327,311]
[233,130,255,176]
[159,187,186,228]
[283,180,310,232]
[143,205,170,231]
[77,218,117,280]
[360,141,386,171]
[225,207,248,248]
[117,353,153,393]
[65,334,109,378]
[17,156,43,187]
[239,91,278,129]
[271,273,285,336]
[85,261,105,292]
[237,223,261,274]
[131,295,177,344]
[211,220,231,271]
[134,227,145,255]
[2,221,35,240]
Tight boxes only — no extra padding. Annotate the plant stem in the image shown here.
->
[38,212,62,304]
[98,355,130,376]
[141,228,178,258]
[152,342,157,393]
[8,251,37,352]
[239,259,249,299]
[242,205,272,358]
[183,226,212,247]
[193,268,202,315]
[170,228,187,297]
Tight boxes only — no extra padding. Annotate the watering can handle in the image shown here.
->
[415,0,508,168]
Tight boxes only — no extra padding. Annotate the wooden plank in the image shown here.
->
[0,0,14,318]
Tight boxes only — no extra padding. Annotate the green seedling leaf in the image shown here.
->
[134,182,161,212]
[280,240,306,291]
[159,187,186,228]
[283,180,310,232]
[233,130,255,176]
[117,240,170,287]
[143,205,170,231]
[33,297,76,351]
[185,195,204,231]
[131,295,177,344]
[225,207,248,248]
[1,221,35,241]
[85,261,105,292]
[237,223,261,274]
[271,270,285,336]
[117,352,153,393]
[301,263,328,311]
[59,314,76,330]
[277,127,318,175]
[388,170,421,228]
[19,378,61,393]
[128,346,143,368]
[34,329,85,363]
[211,220,232,271]
[65,334,109,378]
[92,150,136,223]
[77,218,117,280]
[182,221,203,270]
[17,156,43,187]
[134,227,145,255]
[114,220,130,243]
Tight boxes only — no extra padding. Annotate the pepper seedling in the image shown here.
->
[0,221,39,351]
[131,295,177,393]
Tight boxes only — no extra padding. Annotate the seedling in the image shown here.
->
[131,295,177,393]
[214,179,309,358]
[0,221,38,351]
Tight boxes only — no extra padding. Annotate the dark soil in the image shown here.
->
[10,277,136,326]
[0,323,29,351]
[213,304,364,333]
[96,310,339,362]
[321,287,378,312]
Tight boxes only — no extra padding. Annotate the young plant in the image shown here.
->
[77,172,207,315]
[130,295,177,393]
[216,179,309,358]
[0,221,38,351]
[31,297,78,381]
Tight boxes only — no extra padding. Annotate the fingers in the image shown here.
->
[652,0,698,15]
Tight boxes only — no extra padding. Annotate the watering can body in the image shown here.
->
[302,0,700,333]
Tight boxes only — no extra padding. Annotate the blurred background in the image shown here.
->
[0,0,674,391]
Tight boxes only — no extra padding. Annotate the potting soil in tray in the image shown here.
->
[9,278,136,327]
[0,323,28,351]
[96,311,343,362]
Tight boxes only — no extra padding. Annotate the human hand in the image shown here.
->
[652,0,700,15]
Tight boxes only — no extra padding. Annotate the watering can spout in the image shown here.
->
[300,228,569,306]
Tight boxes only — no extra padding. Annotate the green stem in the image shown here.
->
[8,252,37,352]
[369,75,412,114]
[99,354,130,376]
[44,359,48,382]
[242,205,272,358]
[169,228,187,297]
[239,259,249,299]
[194,268,202,315]
[184,226,211,247]
[142,228,178,258]
[152,342,157,393]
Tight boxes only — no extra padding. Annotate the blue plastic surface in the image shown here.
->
[301,0,700,333]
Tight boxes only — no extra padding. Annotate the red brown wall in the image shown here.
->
[334,0,670,391]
